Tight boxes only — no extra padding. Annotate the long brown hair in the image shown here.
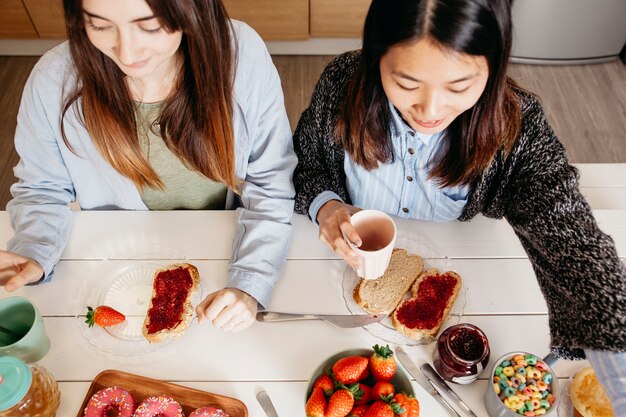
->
[61,0,237,189]
[336,0,522,187]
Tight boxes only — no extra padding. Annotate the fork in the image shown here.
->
[256,390,280,417]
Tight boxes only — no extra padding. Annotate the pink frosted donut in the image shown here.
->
[189,406,231,417]
[84,386,135,417]
[133,396,184,417]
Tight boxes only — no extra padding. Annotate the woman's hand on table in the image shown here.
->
[316,200,362,270]
[196,288,257,333]
[0,250,44,292]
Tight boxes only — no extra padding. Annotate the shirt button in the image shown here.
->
[406,176,413,182]
[408,131,415,137]
[402,207,409,213]
[408,148,415,155]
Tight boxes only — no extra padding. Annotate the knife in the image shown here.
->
[256,311,387,328]
[420,363,478,417]
[256,390,280,417]
[396,347,461,417]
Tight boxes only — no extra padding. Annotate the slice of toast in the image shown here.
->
[392,268,462,341]
[142,263,200,343]
[353,248,424,315]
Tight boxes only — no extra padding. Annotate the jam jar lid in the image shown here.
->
[0,356,32,411]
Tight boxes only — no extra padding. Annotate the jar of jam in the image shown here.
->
[0,356,60,417]
[433,323,490,384]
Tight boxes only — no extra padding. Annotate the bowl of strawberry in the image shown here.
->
[305,344,419,417]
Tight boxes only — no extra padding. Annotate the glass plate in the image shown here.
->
[558,378,574,417]
[342,234,467,345]
[558,362,593,417]
[76,261,202,356]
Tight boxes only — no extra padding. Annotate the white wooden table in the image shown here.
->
[1,164,624,417]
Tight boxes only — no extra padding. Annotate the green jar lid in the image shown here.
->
[0,356,32,411]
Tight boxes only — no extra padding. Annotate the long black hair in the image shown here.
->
[336,0,522,186]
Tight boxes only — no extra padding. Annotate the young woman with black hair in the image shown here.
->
[293,0,625,406]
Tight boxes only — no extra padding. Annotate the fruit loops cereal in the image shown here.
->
[491,354,556,416]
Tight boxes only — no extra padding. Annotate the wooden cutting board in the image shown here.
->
[76,369,248,417]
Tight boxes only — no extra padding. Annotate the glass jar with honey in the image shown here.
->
[0,356,60,417]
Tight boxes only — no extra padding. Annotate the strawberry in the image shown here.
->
[393,393,419,417]
[325,389,355,417]
[85,305,125,327]
[332,356,369,384]
[363,402,390,417]
[369,344,396,381]
[354,383,372,405]
[348,404,369,417]
[358,364,370,381]
[314,374,335,396]
[371,381,395,401]
[306,387,327,417]
[362,400,405,417]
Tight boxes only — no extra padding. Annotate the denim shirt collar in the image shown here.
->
[388,100,441,148]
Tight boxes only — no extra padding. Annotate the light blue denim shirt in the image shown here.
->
[309,102,469,223]
[7,21,296,309]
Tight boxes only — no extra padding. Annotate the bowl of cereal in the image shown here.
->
[484,352,559,417]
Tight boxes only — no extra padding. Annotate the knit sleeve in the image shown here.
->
[503,95,626,359]
[293,52,360,217]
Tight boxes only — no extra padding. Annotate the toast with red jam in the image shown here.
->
[392,268,462,341]
[353,248,424,315]
[142,263,200,343]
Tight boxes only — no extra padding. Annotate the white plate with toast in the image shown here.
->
[75,260,203,356]
[342,234,467,346]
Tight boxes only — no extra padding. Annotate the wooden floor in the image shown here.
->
[0,55,625,209]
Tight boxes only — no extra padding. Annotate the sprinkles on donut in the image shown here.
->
[133,395,184,417]
[84,386,136,417]
[189,406,231,417]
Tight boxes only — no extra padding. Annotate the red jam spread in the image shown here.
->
[146,267,193,334]
[433,323,490,384]
[450,327,485,361]
[395,273,457,329]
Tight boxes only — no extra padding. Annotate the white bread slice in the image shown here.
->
[142,263,200,343]
[571,367,615,417]
[353,248,424,315]
[392,268,462,341]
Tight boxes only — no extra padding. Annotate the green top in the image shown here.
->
[0,356,31,411]
[135,102,227,210]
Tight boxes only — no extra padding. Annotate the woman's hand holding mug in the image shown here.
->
[316,200,362,269]
[317,201,397,280]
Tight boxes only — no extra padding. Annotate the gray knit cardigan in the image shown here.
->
[293,51,625,359]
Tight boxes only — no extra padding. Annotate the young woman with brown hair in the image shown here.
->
[293,0,625,405]
[0,0,296,333]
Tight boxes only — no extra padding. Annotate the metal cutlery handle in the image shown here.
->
[432,391,463,417]
[256,390,280,417]
[396,348,461,417]
[257,311,321,322]
[0,325,22,342]
[421,363,477,417]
